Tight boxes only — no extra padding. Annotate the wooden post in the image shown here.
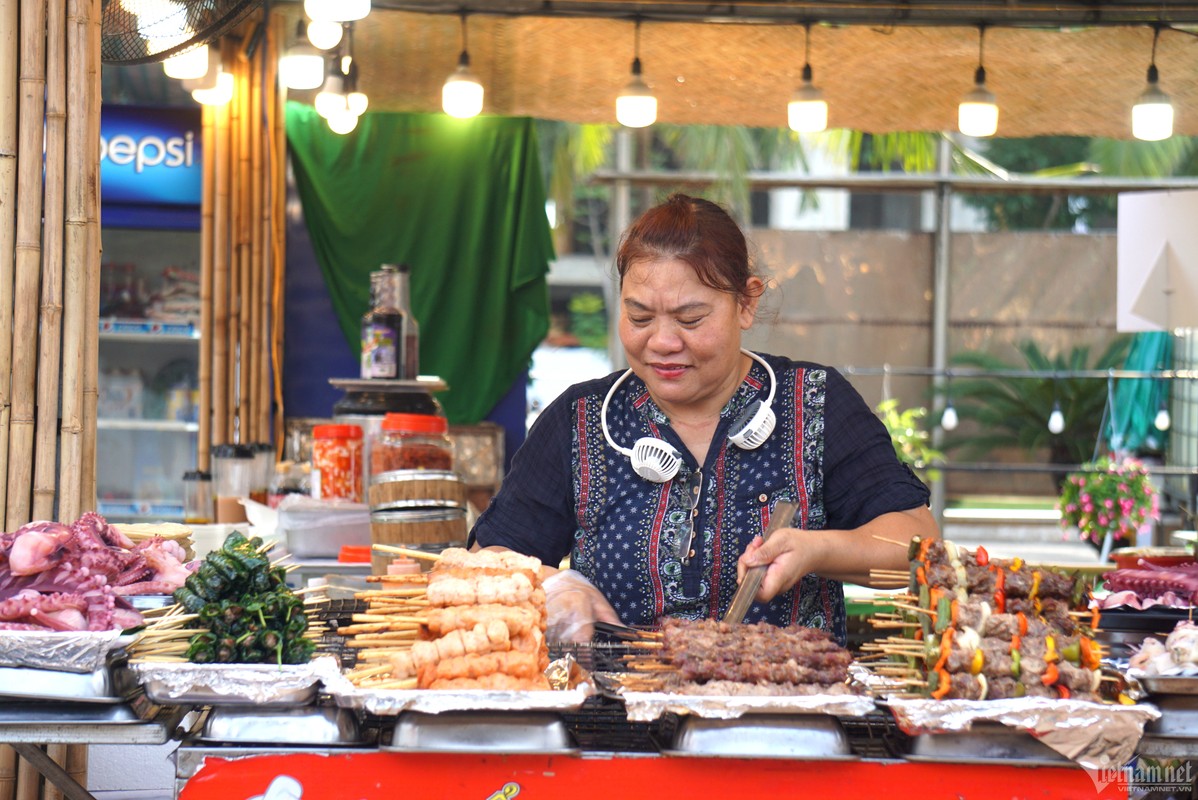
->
[57,0,90,522]
[0,0,20,527]
[33,0,67,521]
[8,0,49,529]
[199,103,215,470]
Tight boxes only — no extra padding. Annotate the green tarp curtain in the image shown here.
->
[1107,331,1174,454]
[285,104,555,423]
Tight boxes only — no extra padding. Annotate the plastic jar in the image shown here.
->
[371,413,453,474]
[311,424,364,502]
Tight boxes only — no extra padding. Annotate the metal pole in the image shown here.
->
[929,135,953,526]
[608,129,632,371]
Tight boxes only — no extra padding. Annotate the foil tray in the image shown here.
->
[0,630,130,673]
[131,656,341,707]
[907,723,1070,766]
[199,705,364,746]
[0,664,126,704]
[329,685,593,716]
[885,697,1161,771]
[383,711,577,754]
[1137,674,1198,697]
[612,688,876,723]
[664,714,856,760]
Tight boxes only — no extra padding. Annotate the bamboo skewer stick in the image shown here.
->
[372,544,443,561]
[873,535,910,548]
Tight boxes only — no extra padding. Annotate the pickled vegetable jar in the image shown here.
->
[311,424,364,501]
[371,413,453,474]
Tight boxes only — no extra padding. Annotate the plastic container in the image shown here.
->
[371,413,453,475]
[182,470,213,525]
[211,443,255,523]
[311,424,364,502]
[249,443,275,505]
[278,497,371,558]
[268,461,310,509]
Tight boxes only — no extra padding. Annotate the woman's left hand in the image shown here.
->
[736,529,817,603]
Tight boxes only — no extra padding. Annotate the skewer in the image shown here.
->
[365,574,430,584]
[872,535,910,548]
[364,678,418,690]
[372,544,443,562]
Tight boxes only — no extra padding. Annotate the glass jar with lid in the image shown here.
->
[311,424,364,502]
[371,413,453,475]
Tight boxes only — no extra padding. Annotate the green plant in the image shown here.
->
[942,338,1132,469]
[1057,456,1159,547]
[567,292,608,350]
[876,399,943,483]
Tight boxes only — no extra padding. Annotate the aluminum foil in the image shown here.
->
[130,655,342,705]
[330,685,593,716]
[0,630,130,673]
[886,697,1162,770]
[615,688,876,723]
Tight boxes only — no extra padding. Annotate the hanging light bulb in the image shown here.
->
[940,401,959,432]
[304,0,370,23]
[1132,26,1173,141]
[345,59,368,116]
[1155,401,1172,431]
[788,23,827,134]
[327,107,358,135]
[163,43,209,80]
[315,66,348,119]
[616,18,656,128]
[307,19,343,51]
[1048,400,1066,435]
[191,70,234,106]
[442,14,484,118]
[958,25,998,138]
[278,21,325,90]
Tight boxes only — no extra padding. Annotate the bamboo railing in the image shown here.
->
[0,6,286,797]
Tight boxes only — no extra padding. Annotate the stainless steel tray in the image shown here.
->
[1145,695,1198,739]
[666,714,855,759]
[143,679,319,707]
[0,665,122,704]
[907,723,1070,766]
[1140,675,1198,697]
[383,711,577,754]
[200,706,363,746]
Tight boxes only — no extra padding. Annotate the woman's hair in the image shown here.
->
[615,194,762,301]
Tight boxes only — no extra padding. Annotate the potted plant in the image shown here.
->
[1057,456,1160,554]
[876,399,943,484]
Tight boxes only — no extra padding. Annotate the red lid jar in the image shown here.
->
[311,424,364,501]
[371,413,453,474]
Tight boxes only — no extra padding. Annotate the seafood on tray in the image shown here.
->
[341,547,552,691]
[0,512,195,632]
[1130,620,1198,676]
[1099,562,1198,610]
[864,536,1111,702]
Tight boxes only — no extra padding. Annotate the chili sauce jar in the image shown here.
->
[371,413,454,474]
[311,424,364,502]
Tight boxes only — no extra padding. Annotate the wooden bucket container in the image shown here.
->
[369,469,466,511]
[370,508,468,574]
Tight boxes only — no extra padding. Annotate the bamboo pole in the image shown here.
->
[81,0,101,512]
[213,99,231,445]
[7,0,49,529]
[269,12,287,452]
[0,0,19,528]
[65,745,86,800]
[33,0,68,521]
[0,746,14,800]
[13,751,35,800]
[58,0,90,522]
[41,745,67,800]
[236,53,253,443]
[249,38,266,444]
[226,46,240,444]
[198,103,215,471]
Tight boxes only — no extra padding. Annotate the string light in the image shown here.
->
[788,23,827,133]
[442,14,484,118]
[1132,26,1173,141]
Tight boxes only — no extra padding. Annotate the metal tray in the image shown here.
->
[0,665,123,704]
[907,723,1070,766]
[143,679,319,707]
[200,706,363,746]
[1144,695,1198,739]
[1140,675,1198,697]
[383,711,577,754]
[666,714,855,759]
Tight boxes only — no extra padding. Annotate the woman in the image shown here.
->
[471,193,937,643]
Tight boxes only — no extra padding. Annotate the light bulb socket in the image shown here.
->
[630,56,643,77]
[801,62,813,83]
[974,65,986,87]
[458,49,471,68]
[1146,63,1159,85]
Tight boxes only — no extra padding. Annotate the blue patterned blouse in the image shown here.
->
[471,353,929,644]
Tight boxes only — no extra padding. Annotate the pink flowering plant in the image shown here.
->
[1057,457,1160,546]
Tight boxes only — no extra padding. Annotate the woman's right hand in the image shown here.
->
[542,569,622,643]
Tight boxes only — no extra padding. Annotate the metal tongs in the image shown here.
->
[723,500,800,623]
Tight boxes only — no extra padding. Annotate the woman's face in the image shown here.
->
[618,257,761,417]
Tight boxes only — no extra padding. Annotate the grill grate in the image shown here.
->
[560,694,679,753]
[839,711,912,759]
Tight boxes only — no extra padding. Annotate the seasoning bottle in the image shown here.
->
[394,263,420,380]
[311,424,364,502]
[359,265,404,379]
[371,413,453,474]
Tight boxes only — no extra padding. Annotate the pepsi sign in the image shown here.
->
[100,106,201,207]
